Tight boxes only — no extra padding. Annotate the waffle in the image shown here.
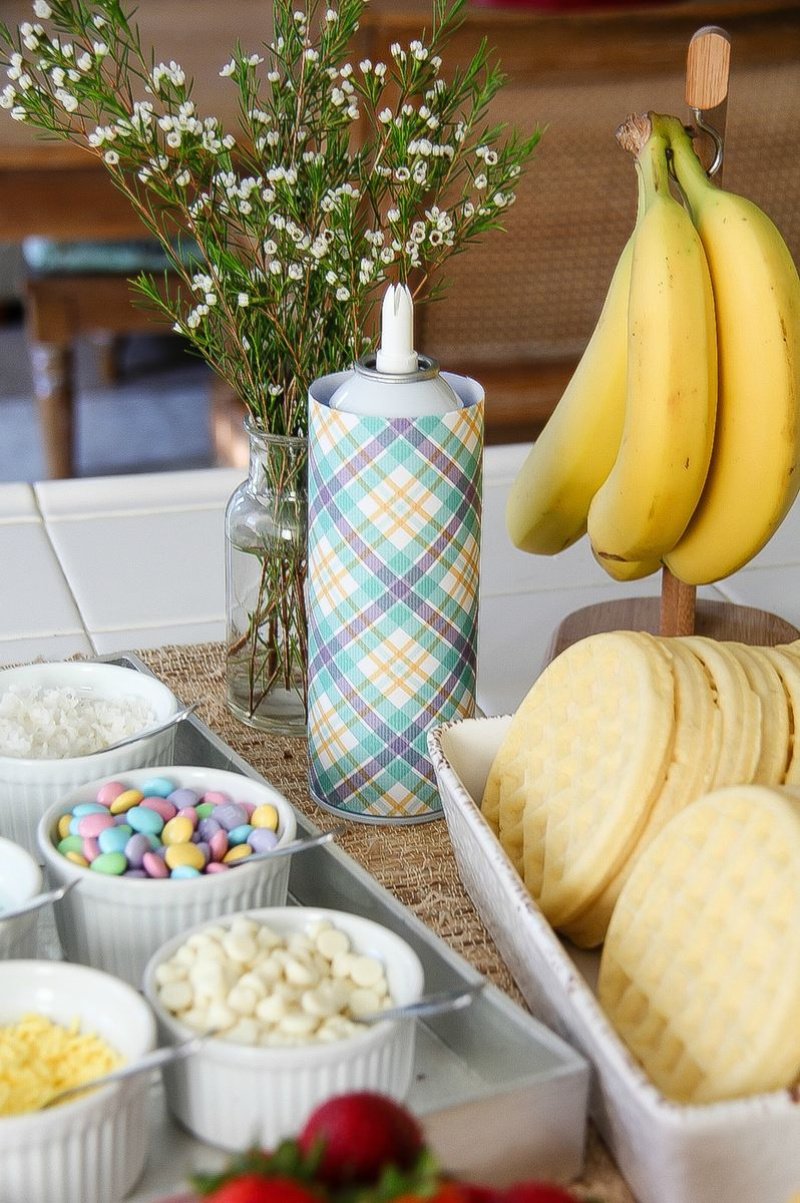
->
[757,646,800,784]
[726,643,790,784]
[561,638,721,948]
[482,631,674,924]
[599,784,800,1103]
[675,635,762,787]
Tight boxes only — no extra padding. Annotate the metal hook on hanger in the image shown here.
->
[691,106,724,178]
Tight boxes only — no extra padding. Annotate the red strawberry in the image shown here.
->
[392,1185,469,1203]
[206,1174,320,1203]
[298,1092,425,1186]
[503,1184,581,1203]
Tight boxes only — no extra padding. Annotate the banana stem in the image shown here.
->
[651,113,715,215]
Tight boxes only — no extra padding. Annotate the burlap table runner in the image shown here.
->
[135,641,636,1203]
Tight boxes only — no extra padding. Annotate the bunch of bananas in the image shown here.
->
[506,111,800,585]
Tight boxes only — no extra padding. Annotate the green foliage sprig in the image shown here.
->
[1,0,540,435]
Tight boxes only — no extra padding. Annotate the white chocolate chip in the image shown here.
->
[159,980,194,1012]
[348,987,382,1017]
[316,928,351,960]
[349,954,385,988]
[222,932,258,964]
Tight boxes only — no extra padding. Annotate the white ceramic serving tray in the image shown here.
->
[30,654,590,1201]
[428,714,800,1203]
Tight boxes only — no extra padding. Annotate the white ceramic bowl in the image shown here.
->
[0,661,180,853]
[0,837,43,958]
[142,906,424,1151]
[37,765,298,987]
[0,959,156,1203]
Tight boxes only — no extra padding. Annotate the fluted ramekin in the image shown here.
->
[143,906,424,1151]
[37,765,297,988]
[0,661,179,853]
[0,959,156,1203]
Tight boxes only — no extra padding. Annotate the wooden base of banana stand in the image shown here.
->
[548,25,800,663]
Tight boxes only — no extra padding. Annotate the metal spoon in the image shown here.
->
[0,877,79,922]
[356,980,486,1025]
[41,1030,214,1109]
[229,823,346,866]
[86,700,202,755]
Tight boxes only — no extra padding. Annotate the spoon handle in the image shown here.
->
[89,700,201,755]
[43,1031,211,1108]
[235,823,347,865]
[0,879,78,922]
[359,980,485,1025]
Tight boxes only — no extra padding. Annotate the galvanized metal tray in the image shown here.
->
[37,653,590,1200]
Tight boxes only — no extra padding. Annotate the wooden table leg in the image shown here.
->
[29,341,74,479]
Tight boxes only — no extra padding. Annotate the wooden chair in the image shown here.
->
[21,237,191,478]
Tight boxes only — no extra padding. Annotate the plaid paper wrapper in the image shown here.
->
[307,390,484,821]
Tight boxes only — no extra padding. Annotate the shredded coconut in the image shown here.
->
[0,686,156,759]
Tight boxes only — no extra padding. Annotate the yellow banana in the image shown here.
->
[505,229,635,555]
[659,115,800,585]
[590,543,660,582]
[588,113,717,564]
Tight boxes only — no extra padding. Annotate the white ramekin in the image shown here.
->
[0,836,43,958]
[37,765,298,988]
[142,906,424,1151]
[0,959,156,1203]
[0,661,180,854]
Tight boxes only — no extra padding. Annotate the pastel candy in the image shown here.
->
[251,804,279,831]
[110,788,145,815]
[227,823,253,846]
[57,814,72,840]
[162,815,194,845]
[125,832,152,868]
[141,796,178,822]
[96,780,127,806]
[168,788,200,809]
[142,851,169,878]
[222,844,252,864]
[248,828,279,854]
[165,842,206,871]
[202,790,232,806]
[82,837,100,863]
[197,817,222,841]
[205,861,229,874]
[214,802,248,831]
[73,802,109,817]
[127,806,165,836]
[90,851,127,875]
[65,851,88,867]
[195,802,215,818]
[171,865,201,879]
[98,826,131,855]
[124,869,148,878]
[176,806,199,829]
[208,830,229,861]
[57,834,84,856]
[77,812,115,838]
[140,777,176,798]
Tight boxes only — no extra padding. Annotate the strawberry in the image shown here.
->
[391,1183,470,1203]
[298,1092,425,1186]
[205,1174,321,1203]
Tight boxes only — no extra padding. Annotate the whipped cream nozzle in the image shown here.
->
[375,283,418,375]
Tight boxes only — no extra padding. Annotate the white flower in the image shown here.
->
[293,10,306,22]
[394,166,410,182]
[335,286,349,301]
[237,293,250,307]
[92,14,106,28]
[50,67,65,86]
[304,48,318,62]
[222,134,235,149]
[474,173,487,190]
[0,86,17,109]
[325,270,337,285]
[485,149,498,166]
[17,74,32,91]
[10,105,27,120]
[288,263,303,280]
[204,292,218,306]
[76,52,92,71]
[413,161,427,183]
[175,169,190,186]
[462,201,475,219]
[429,229,443,245]
[269,261,282,275]
[373,62,386,77]
[493,191,507,208]
[248,54,264,66]
[387,208,400,223]
[33,0,52,18]
[104,150,119,165]
[390,42,402,57]
[268,383,283,396]
[166,130,182,148]
[330,88,344,106]
[346,105,359,121]
[219,60,235,77]
[359,59,372,72]
[263,239,277,255]
[93,42,109,56]
[378,108,392,124]
[325,7,337,20]
[55,88,78,112]
[267,70,280,83]
[380,246,394,264]
[410,41,428,61]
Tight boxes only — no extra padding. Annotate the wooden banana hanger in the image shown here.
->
[547,25,799,663]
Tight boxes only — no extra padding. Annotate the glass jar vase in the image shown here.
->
[224,420,308,736]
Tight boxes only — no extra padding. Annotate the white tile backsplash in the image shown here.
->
[0,523,86,637]
[35,467,244,519]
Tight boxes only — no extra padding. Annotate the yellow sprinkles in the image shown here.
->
[0,1013,123,1116]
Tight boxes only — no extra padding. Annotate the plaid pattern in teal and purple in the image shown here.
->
[307,397,484,820]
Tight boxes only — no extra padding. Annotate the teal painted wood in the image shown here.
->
[307,387,484,822]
